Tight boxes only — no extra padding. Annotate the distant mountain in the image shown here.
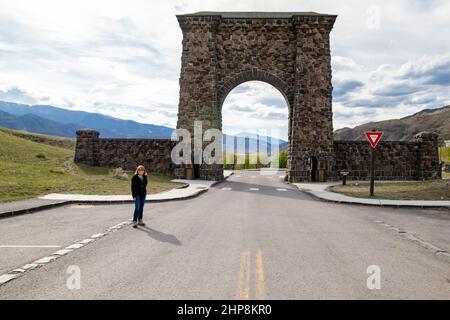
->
[0,110,83,138]
[0,101,287,151]
[334,105,450,141]
[235,132,288,149]
[223,133,287,154]
[0,101,174,139]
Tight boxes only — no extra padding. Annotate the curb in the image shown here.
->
[211,171,234,187]
[0,201,71,220]
[0,172,235,220]
[0,189,208,220]
[298,188,450,209]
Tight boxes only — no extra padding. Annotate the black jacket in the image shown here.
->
[131,174,148,198]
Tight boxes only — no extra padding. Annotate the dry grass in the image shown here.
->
[0,129,181,202]
[0,127,76,149]
[331,180,450,200]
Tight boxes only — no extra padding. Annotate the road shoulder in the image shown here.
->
[293,182,450,209]
[0,171,234,219]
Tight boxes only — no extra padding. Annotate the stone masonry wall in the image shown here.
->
[75,130,441,180]
[96,139,176,174]
[176,12,337,182]
[333,132,441,180]
[75,129,176,175]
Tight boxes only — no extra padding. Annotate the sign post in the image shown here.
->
[370,147,375,196]
[364,131,383,197]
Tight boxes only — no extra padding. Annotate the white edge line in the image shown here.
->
[377,221,450,259]
[0,245,61,248]
[0,220,132,287]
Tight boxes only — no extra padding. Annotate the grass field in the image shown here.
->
[0,127,76,149]
[330,145,450,200]
[0,128,181,202]
[439,146,450,163]
[439,146,450,180]
[223,150,287,170]
[331,180,450,200]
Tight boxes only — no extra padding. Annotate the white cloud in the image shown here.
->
[0,0,449,135]
[332,52,450,129]
[0,86,39,105]
[222,81,288,140]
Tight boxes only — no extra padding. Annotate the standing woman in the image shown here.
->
[131,165,148,228]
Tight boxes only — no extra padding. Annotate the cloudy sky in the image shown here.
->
[0,0,449,140]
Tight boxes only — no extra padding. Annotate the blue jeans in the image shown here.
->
[133,195,146,222]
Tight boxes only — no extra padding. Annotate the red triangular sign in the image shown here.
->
[364,131,383,148]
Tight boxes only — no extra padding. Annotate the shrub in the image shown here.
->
[35,152,47,160]
[50,168,65,174]
[111,167,129,180]
[278,150,288,168]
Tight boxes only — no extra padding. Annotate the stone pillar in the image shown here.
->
[176,14,223,180]
[414,132,441,179]
[74,129,100,166]
[288,15,337,182]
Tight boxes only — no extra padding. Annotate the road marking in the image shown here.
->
[251,176,257,178]
[21,264,39,270]
[255,249,266,299]
[90,233,106,239]
[0,220,133,287]
[0,274,17,285]
[221,187,232,191]
[237,250,251,300]
[33,256,57,264]
[67,205,94,209]
[80,238,95,244]
[52,249,73,256]
[0,245,61,248]
[276,188,287,192]
[375,220,450,260]
[66,243,84,250]
[249,188,259,191]
[235,175,242,178]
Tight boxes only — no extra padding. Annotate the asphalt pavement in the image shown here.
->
[0,170,449,299]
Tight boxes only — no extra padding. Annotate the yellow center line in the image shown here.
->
[237,250,251,300]
[255,249,266,299]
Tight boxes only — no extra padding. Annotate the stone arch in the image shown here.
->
[175,12,337,182]
[217,68,293,110]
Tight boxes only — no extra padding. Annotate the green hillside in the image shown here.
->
[0,128,180,202]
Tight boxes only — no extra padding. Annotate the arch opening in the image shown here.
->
[221,80,289,172]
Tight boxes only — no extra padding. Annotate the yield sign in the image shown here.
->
[364,131,383,149]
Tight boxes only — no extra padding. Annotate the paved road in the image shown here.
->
[0,170,450,299]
